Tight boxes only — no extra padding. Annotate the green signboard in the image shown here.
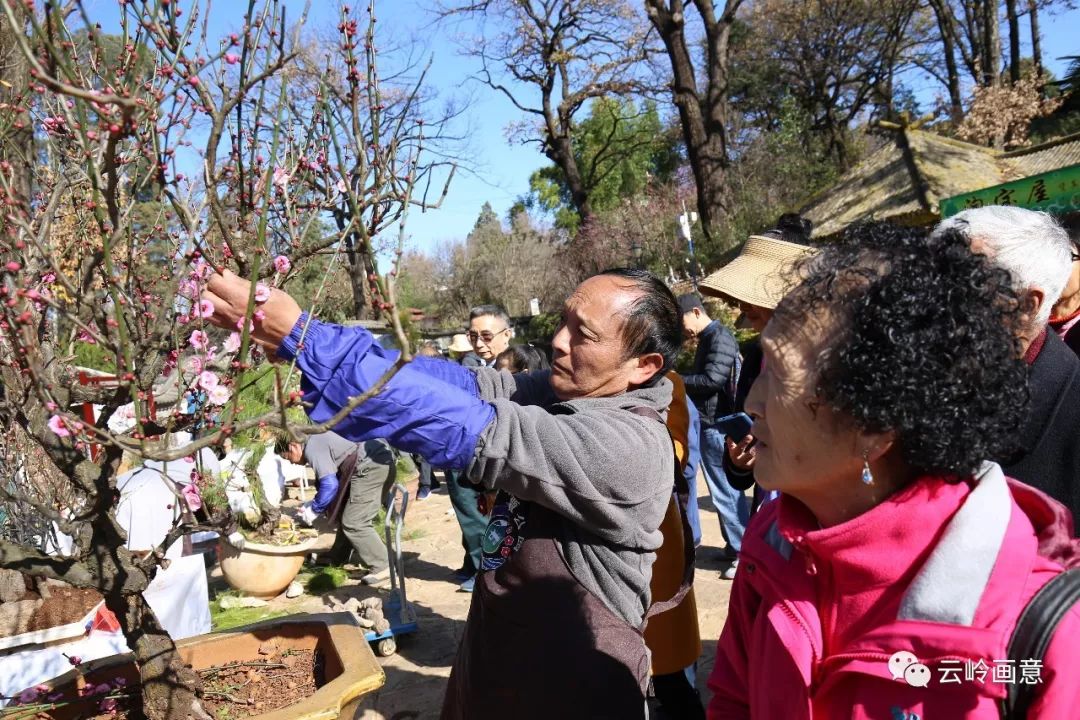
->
[939,163,1080,218]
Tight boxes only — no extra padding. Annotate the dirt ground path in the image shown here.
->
[288,471,734,718]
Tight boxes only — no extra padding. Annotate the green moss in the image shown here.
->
[395,453,416,478]
[209,592,289,631]
[303,565,349,594]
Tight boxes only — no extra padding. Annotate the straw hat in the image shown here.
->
[699,235,816,310]
[448,333,473,353]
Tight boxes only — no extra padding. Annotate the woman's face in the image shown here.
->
[743,312,865,498]
[739,302,773,333]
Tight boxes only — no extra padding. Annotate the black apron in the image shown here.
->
[440,498,651,719]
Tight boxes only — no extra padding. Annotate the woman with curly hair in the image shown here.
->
[707,222,1080,719]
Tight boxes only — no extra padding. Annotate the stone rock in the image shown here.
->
[373,617,391,634]
[355,615,375,629]
[0,569,28,603]
[361,606,384,622]
[218,595,267,610]
[359,597,382,610]
[36,578,69,600]
[0,599,44,638]
[343,598,362,614]
[284,581,303,599]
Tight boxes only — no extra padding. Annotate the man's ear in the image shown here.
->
[629,352,665,386]
[1023,288,1045,325]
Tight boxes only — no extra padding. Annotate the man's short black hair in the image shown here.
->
[598,268,683,383]
[469,304,510,325]
[273,433,303,455]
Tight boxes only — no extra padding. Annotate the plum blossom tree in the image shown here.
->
[0,1,428,718]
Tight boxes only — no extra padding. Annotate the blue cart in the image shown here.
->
[365,483,418,656]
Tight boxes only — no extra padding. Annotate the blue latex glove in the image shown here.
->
[309,473,340,514]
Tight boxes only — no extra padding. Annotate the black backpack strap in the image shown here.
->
[627,406,696,633]
[1003,568,1080,719]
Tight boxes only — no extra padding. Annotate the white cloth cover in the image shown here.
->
[0,555,211,703]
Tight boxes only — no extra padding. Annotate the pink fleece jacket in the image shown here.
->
[707,462,1080,719]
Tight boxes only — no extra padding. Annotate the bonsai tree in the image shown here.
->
[0,0,450,717]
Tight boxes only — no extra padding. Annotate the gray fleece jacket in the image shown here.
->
[467,368,675,627]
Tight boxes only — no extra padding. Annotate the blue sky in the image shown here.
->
[85,0,1080,256]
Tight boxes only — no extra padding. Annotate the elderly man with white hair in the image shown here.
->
[934,205,1080,533]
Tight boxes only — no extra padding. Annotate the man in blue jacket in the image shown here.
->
[677,293,747,579]
[203,268,682,719]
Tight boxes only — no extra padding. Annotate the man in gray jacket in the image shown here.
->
[202,267,683,719]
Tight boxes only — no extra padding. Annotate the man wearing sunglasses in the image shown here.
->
[467,304,513,367]
[443,304,514,590]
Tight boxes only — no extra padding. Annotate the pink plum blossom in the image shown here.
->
[198,371,219,391]
[223,332,242,354]
[77,329,96,344]
[273,255,291,274]
[194,299,215,319]
[254,283,271,303]
[254,309,266,322]
[48,415,71,437]
[225,53,240,65]
[17,687,41,704]
[272,166,290,190]
[188,330,209,350]
[178,278,199,298]
[208,384,232,405]
[191,261,212,281]
[181,483,202,512]
[41,272,56,284]
[41,116,66,135]
[235,317,254,333]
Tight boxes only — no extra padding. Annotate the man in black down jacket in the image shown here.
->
[677,294,749,577]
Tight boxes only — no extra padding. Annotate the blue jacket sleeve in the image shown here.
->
[310,473,339,514]
[277,313,497,469]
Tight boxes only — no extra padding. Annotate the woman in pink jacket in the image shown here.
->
[707,222,1080,719]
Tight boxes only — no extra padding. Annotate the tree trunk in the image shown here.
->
[1006,0,1021,83]
[337,210,375,319]
[545,135,593,224]
[979,0,999,87]
[345,242,377,320]
[0,3,32,212]
[645,0,741,248]
[1028,0,1043,84]
[929,0,966,125]
[105,591,200,720]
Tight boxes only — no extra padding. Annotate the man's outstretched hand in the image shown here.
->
[201,270,303,356]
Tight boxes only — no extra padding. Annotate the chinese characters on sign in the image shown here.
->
[940,164,1080,218]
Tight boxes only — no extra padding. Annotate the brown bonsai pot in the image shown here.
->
[14,612,384,720]
[218,535,316,598]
